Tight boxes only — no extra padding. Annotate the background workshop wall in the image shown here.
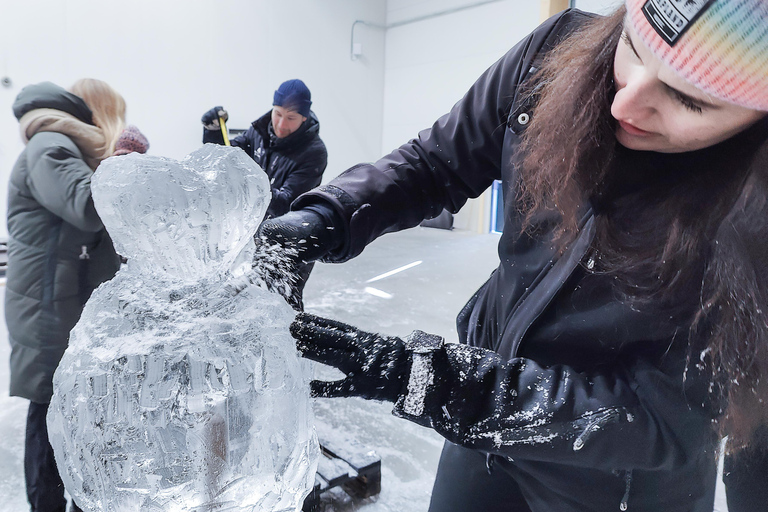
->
[0,0,388,238]
[379,0,621,230]
[0,0,622,237]
[573,0,623,14]
[380,0,539,231]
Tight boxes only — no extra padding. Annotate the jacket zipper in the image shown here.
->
[485,453,495,474]
[575,408,633,511]
[572,407,626,451]
[505,211,596,357]
[78,245,90,306]
[620,469,633,510]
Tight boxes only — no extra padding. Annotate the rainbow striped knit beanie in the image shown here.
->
[626,0,768,112]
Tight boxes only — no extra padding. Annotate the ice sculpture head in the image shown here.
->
[92,144,270,281]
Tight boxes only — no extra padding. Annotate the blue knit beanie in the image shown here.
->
[273,79,312,117]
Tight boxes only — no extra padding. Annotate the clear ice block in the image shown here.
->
[47,145,318,512]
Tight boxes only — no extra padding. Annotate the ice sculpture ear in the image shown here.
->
[92,144,270,282]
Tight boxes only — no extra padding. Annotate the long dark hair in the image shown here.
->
[518,6,768,450]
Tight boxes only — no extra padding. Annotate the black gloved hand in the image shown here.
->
[256,209,342,263]
[252,208,343,311]
[290,313,409,401]
[201,106,228,130]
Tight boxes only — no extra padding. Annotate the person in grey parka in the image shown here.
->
[6,79,132,512]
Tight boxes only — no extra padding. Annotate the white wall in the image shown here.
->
[381,0,540,231]
[0,0,625,239]
[573,0,624,14]
[0,0,387,238]
[382,0,540,151]
[378,0,625,231]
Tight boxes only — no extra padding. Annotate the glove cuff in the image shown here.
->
[394,331,444,419]
[292,183,359,262]
[404,330,444,353]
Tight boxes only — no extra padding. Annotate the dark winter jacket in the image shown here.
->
[204,110,327,218]
[290,9,767,512]
[6,82,120,404]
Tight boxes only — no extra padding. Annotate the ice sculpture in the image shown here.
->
[47,145,318,512]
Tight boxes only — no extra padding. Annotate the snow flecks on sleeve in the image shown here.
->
[391,340,649,464]
[469,402,558,449]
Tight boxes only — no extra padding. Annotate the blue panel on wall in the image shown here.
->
[490,180,504,234]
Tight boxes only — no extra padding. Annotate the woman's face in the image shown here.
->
[612,23,766,153]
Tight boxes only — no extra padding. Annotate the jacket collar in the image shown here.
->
[12,81,94,125]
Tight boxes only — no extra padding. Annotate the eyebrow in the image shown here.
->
[622,27,719,109]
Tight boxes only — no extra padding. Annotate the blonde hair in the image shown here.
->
[69,78,126,154]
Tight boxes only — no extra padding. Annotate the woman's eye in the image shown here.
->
[675,92,703,114]
[622,32,640,59]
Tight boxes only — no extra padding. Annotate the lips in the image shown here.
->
[617,120,653,136]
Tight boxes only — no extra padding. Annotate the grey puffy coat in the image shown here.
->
[5,82,120,403]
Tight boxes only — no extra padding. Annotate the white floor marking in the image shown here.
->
[366,260,423,283]
[364,286,393,299]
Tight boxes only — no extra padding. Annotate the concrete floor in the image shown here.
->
[0,226,730,510]
[304,226,501,342]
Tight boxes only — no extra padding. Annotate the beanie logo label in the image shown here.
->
[642,0,715,46]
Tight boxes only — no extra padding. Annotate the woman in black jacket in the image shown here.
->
[257,2,768,510]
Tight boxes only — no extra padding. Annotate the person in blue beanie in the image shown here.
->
[201,79,327,310]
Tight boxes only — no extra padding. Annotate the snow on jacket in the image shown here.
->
[204,110,327,219]
[289,9,768,512]
[6,82,120,404]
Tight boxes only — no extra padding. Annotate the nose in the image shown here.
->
[611,70,657,122]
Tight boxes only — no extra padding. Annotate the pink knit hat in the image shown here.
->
[113,125,149,156]
[626,0,768,112]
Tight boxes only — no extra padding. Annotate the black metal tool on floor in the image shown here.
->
[302,438,382,511]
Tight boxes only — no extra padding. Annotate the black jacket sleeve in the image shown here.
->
[723,426,768,512]
[268,143,327,218]
[394,341,714,471]
[294,10,583,262]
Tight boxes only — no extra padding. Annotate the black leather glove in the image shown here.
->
[201,106,228,130]
[256,209,342,263]
[250,209,340,311]
[291,313,411,401]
